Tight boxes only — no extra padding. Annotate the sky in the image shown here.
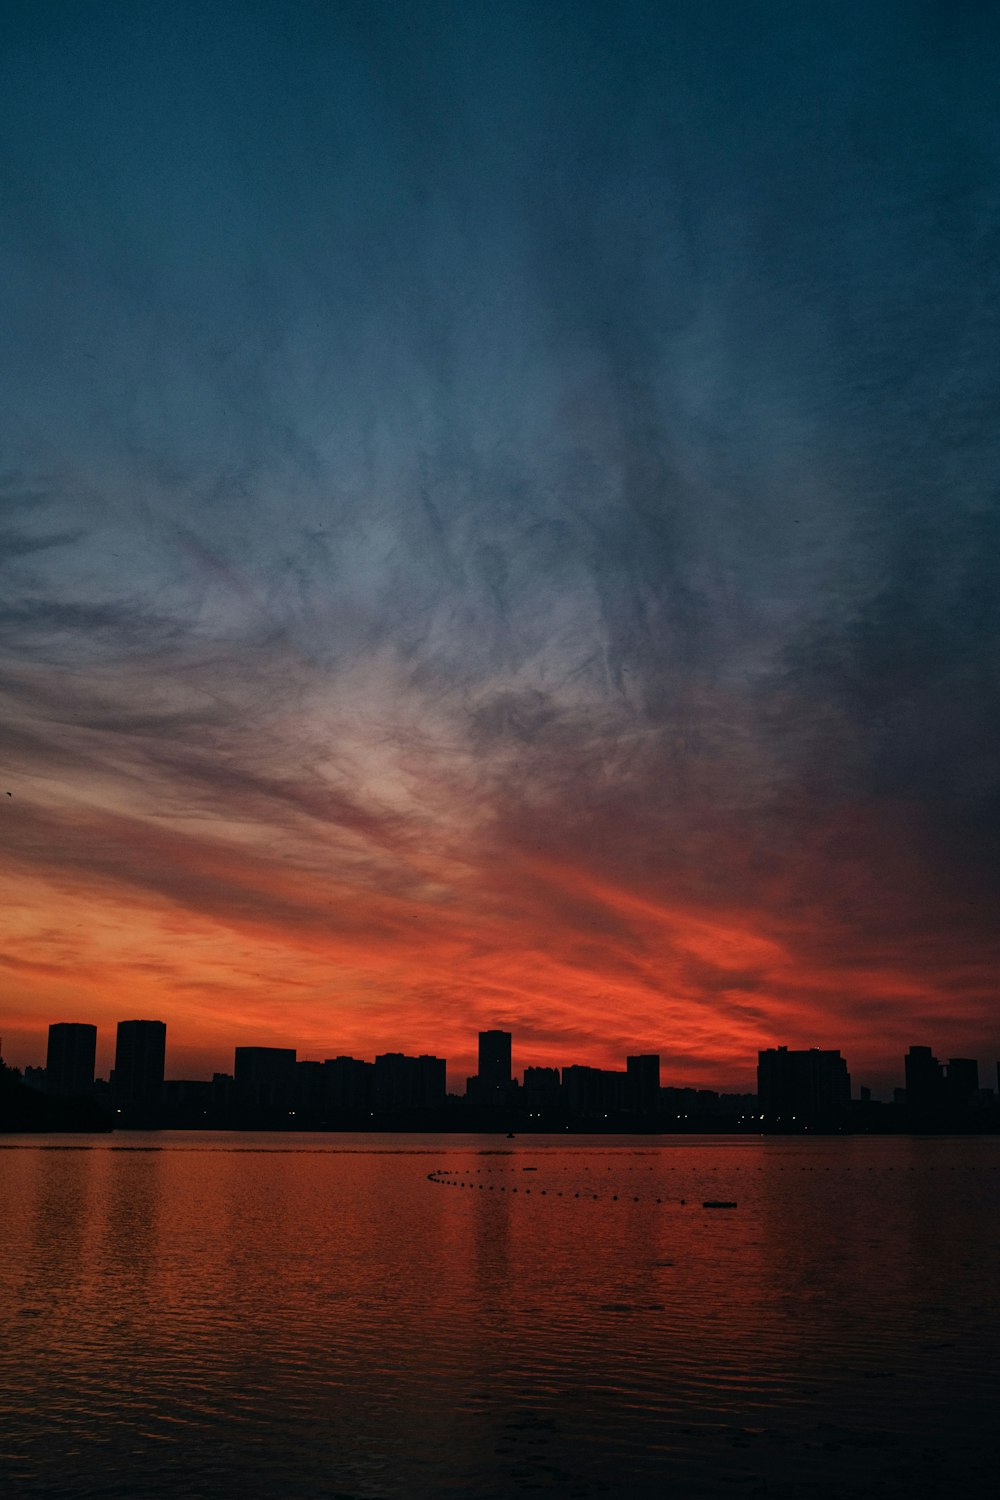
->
[2,0,999,1093]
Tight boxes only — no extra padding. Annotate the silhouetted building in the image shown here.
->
[522,1066,561,1112]
[718,1092,756,1121]
[374,1052,446,1112]
[0,1059,112,1133]
[602,1070,627,1112]
[561,1065,600,1117]
[114,1020,166,1114]
[415,1054,446,1108]
[757,1046,850,1125]
[212,1072,234,1113]
[46,1022,97,1098]
[904,1046,944,1114]
[234,1046,296,1114]
[161,1080,212,1123]
[234,1046,297,1085]
[946,1058,979,1110]
[466,1030,512,1107]
[323,1056,374,1113]
[375,1052,413,1110]
[561,1065,628,1118]
[661,1086,723,1118]
[479,1029,512,1089]
[626,1054,660,1113]
[295,1060,325,1113]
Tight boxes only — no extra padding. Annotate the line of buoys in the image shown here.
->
[426,1169,735,1207]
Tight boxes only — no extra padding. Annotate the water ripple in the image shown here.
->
[2,1133,999,1497]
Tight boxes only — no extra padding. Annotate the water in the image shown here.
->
[2,1133,999,1498]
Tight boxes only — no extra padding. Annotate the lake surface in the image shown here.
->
[2,1132,999,1498]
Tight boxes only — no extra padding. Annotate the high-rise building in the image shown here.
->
[46,1022,97,1098]
[234,1046,297,1114]
[945,1058,979,1109]
[626,1054,660,1113]
[415,1054,447,1108]
[560,1065,601,1118]
[234,1046,296,1084]
[561,1065,627,1118]
[374,1052,413,1110]
[323,1056,374,1112]
[478,1030,512,1094]
[904,1046,944,1113]
[294,1060,325,1112]
[374,1052,446,1111]
[757,1046,851,1123]
[522,1066,561,1111]
[114,1020,166,1113]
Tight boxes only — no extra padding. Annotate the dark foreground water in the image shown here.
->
[2,1133,999,1499]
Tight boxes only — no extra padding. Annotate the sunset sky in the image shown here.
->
[2,1,998,1092]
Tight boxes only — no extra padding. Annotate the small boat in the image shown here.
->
[702,1200,737,1209]
[506,1130,515,1139]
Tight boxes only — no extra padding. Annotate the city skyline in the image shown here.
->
[12,1015,999,1112]
[8,997,997,1097]
[9,1016,999,1140]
